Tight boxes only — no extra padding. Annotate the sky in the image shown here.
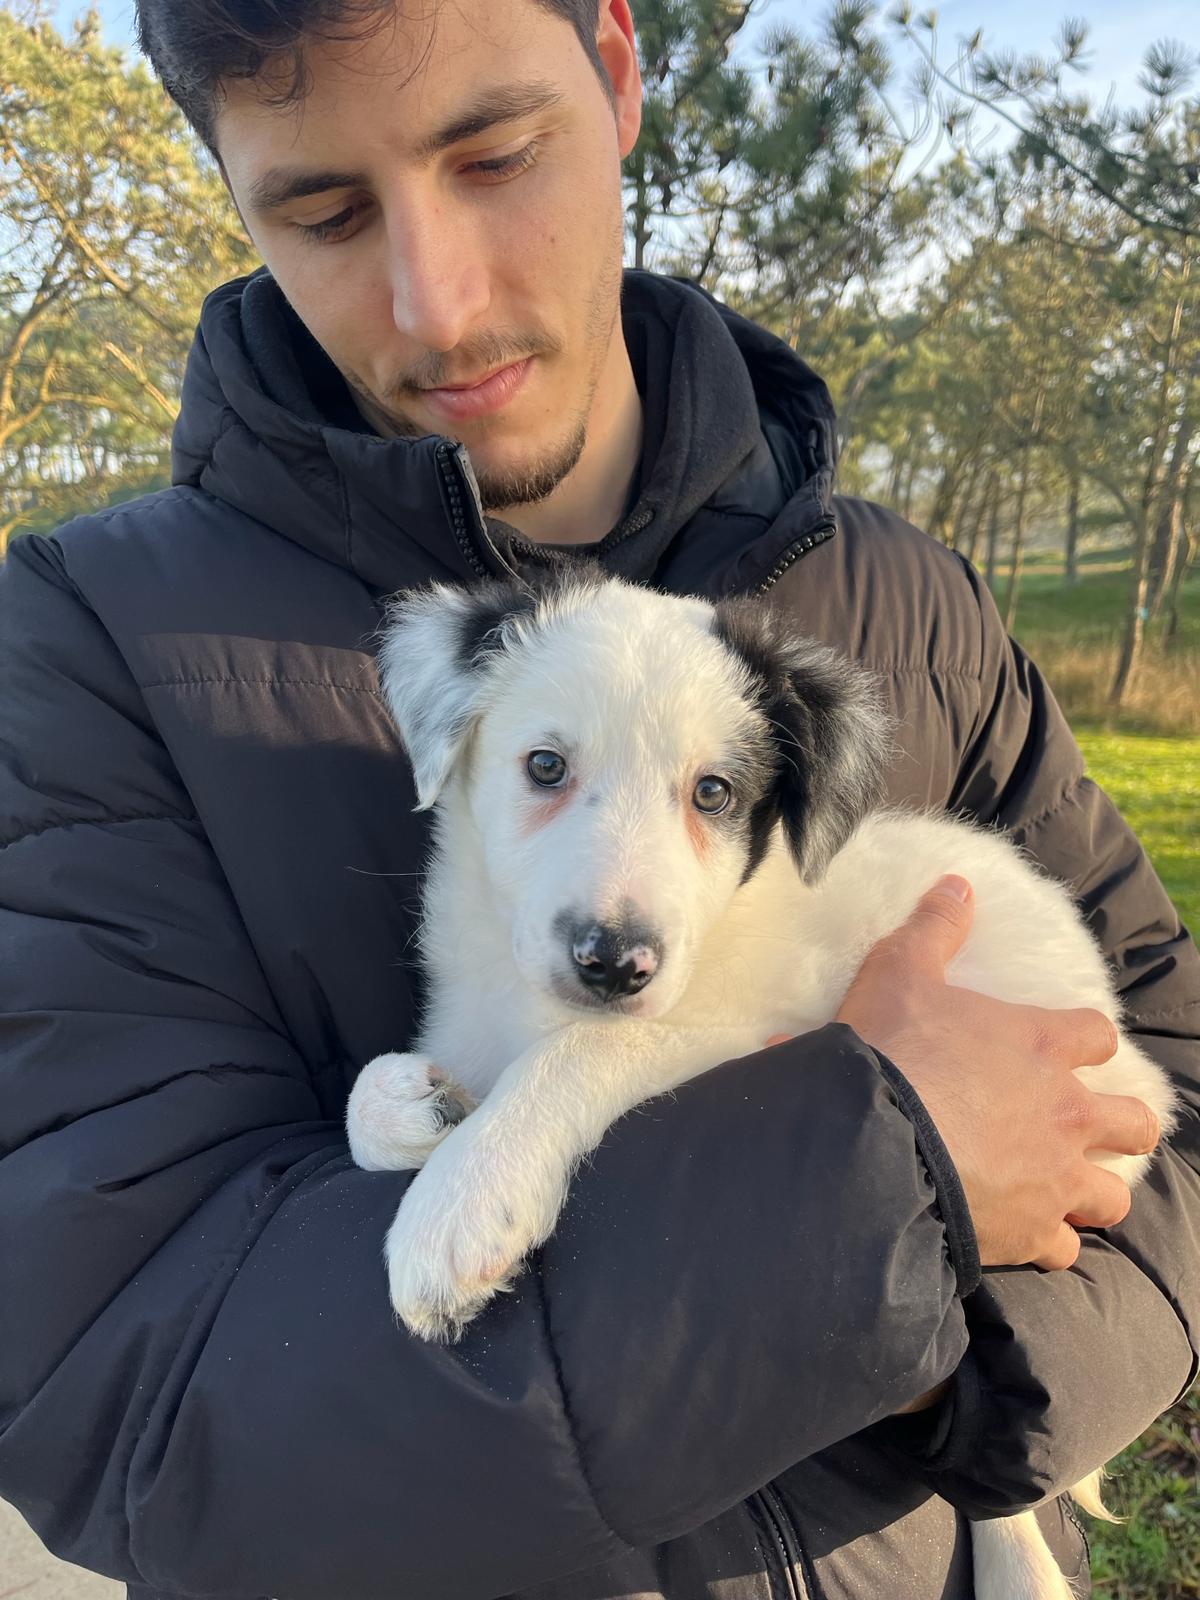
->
[55,0,1197,112]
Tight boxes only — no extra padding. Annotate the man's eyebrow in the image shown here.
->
[248,169,369,214]
[412,80,564,162]
[246,81,565,215]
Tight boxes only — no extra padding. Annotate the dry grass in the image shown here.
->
[992,548,1199,737]
[1032,639,1200,736]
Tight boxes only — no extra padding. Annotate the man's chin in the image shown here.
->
[347,373,589,514]
[470,424,589,515]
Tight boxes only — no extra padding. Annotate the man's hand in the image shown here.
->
[835,875,1161,1272]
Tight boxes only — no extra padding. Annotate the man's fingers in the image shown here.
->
[1030,1006,1120,1067]
[1088,1091,1161,1158]
[1034,1223,1082,1271]
[1067,1163,1133,1230]
[869,875,974,980]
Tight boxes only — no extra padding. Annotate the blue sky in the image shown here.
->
[57,0,1196,108]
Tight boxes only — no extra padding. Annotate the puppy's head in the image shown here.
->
[379,573,891,1018]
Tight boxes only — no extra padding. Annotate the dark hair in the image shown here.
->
[135,0,606,155]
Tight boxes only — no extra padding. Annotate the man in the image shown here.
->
[0,2,1195,1597]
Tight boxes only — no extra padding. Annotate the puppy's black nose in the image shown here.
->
[571,923,660,1000]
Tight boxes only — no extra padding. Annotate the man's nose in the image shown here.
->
[386,205,490,353]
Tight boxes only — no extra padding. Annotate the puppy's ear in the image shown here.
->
[377,581,538,809]
[714,600,893,884]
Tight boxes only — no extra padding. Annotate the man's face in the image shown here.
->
[217,1,641,512]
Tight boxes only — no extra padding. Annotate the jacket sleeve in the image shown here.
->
[0,530,975,1600]
[880,553,1200,1516]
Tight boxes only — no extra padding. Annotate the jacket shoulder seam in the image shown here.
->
[1,808,198,852]
[142,674,382,695]
[867,664,981,680]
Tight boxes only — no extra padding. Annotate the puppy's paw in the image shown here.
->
[383,1122,566,1341]
[346,1051,473,1172]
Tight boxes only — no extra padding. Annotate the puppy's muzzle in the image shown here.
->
[569,920,662,1001]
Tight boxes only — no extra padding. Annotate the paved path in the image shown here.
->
[0,1497,122,1599]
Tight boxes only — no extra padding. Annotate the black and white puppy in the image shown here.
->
[348,571,1175,1600]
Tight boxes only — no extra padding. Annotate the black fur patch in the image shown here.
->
[453,564,605,675]
[713,598,887,884]
[454,582,539,675]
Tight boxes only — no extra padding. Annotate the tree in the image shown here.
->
[0,5,255,547]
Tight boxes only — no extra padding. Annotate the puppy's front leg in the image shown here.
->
[385,1020,758,1340]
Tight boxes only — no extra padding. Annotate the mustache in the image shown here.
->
[391,330,560,397]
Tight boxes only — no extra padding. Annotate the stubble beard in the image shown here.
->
[345,221,623,514]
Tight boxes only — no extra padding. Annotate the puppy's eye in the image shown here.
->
[693,776,732,814]
[528,750,568,787]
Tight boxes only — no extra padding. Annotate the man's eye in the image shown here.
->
[528,750,567,788]
[294,204,362,243]
[469,143,539,182]
[291,146,537,244]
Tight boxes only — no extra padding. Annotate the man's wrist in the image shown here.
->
[871,1046,982,1298]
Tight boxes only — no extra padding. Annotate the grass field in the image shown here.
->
[1003,549,1200,738]
[1000,551,1199,1597]
[1076,730,1199,1599]
[1077,732,1200,931]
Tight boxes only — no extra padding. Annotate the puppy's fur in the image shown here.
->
[348,572,1176,1600]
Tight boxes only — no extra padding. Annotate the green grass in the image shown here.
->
[1086,1387,1200,1599]
[980,544,1199,1596]
[1007,547,1200,656]
[1067,731,1199,1597]
[1077,732,1200,932]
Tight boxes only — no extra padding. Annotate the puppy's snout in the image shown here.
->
[571,922,661,1000]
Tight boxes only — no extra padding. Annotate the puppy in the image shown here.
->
[348,571,1176,1600]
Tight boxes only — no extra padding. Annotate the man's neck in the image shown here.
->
[494,338,643,546]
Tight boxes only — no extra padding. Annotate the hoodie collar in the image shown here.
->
[172,266,837,594]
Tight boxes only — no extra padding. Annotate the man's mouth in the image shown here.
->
[419,357,534,422]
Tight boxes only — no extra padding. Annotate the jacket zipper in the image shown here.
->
[434,441,493,579]
[437,431,834,595]
[755,514,837,594]
[753,1484,810,1600]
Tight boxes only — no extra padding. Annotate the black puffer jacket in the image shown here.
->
[0,269,1196,1600]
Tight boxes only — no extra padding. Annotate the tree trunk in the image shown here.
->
[1163,523,1192,648]
[1109,511,1154,709]
[984,477,1003,593]
[949,456,983,553]
[631,156,651,271]
[1064,470,1081,587]
[963,471,995,568]
[900,454,918,521]
[926,456,960,544]
[1004,454,1032,633]
[1148,405,1196,619]
[1139,273,1188,519]
[888,442,910,508]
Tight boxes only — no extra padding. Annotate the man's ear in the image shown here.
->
[596,0,643,157]
[377,581,538,809]
[713,600,893,884]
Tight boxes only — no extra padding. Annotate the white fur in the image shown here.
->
[349,575,1176,1600]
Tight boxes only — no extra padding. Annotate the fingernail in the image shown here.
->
[937,875,971,902]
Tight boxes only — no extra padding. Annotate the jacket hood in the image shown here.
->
[172,266,838,596]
